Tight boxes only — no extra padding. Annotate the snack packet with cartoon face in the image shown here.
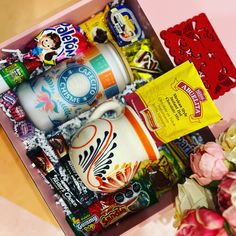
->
[24,23,89,65]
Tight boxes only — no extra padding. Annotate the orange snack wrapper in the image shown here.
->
[124,61,222,145]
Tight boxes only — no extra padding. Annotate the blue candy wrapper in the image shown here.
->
[107,4,144,47]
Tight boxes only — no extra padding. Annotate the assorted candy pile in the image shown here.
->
[0,1,229,236]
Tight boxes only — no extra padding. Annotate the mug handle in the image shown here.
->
[88,100,124,122]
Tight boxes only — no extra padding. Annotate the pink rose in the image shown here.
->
[218,172,236,235]
[176,208,228,236]
[190,142,229,186]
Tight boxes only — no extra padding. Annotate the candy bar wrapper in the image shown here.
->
[24,23,89,66]
[48,134,98,206]
[106,4,145,47]
[134,146,185,198]
[66,212,102,236]
[147,145,185,197]
[14,120,36,140]
[124,61,222,145]
[66,177,158,235]
[122,39,163,81]
[10,105,26,122]
[26,146,86,218]
[100,178,157,225]
[79,5,113,45]
[1,90,18,109]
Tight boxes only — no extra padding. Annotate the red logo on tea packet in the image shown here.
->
[176,81,206,121]
[140,108,159,131]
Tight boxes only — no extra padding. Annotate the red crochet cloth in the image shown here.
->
[160,13,236,100]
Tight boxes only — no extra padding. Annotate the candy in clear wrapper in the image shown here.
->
[79,6,113,44]
[24,23,89,65]
[107,4,144,47]
[10,105,26,122]
[14,120,35,140]
[122,39,163,81]
[1,90,18,109]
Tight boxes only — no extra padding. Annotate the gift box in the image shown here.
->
[0,0,235,235]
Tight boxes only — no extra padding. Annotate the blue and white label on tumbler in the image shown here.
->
[58,65,99,105]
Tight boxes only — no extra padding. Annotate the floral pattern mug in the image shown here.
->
[69,100,160,192]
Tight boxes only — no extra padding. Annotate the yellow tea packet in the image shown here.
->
[124,61,222,145]
[79,6,113,44]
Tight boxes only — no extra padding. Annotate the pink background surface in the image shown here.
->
[138,0,236,65]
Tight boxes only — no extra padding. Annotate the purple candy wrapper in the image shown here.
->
[14,120,35,140]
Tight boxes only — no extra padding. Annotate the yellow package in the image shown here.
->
[79,6,113,44]
[124,61,222,145]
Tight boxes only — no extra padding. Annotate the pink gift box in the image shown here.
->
[0,0,235,235]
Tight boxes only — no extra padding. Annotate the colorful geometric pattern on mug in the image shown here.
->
[70,119,140,192]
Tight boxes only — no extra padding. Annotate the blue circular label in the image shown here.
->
[58,64,99,105]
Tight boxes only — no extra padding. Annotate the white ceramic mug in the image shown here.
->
[69,100,160,193]
[16,42,133,132]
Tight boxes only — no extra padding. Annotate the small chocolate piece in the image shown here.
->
[48,134,69,158]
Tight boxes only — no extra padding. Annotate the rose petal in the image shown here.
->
[181,210,198,225]
[176,224,196,236]
[204,142,226,159]
[198,229,226,236]
[182,178,215,210]
[177,209,226,236]
[216,228,229,236]
[190,153,203,176]
[222,205,236,227]
[197,208,225,230]
[211,160,228,179]
[217,189,231,212]
[229,182,236,207]
[190,174,212,186]
[198,153,218,178]
[219,175,236,192]
[226,172,236,180]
